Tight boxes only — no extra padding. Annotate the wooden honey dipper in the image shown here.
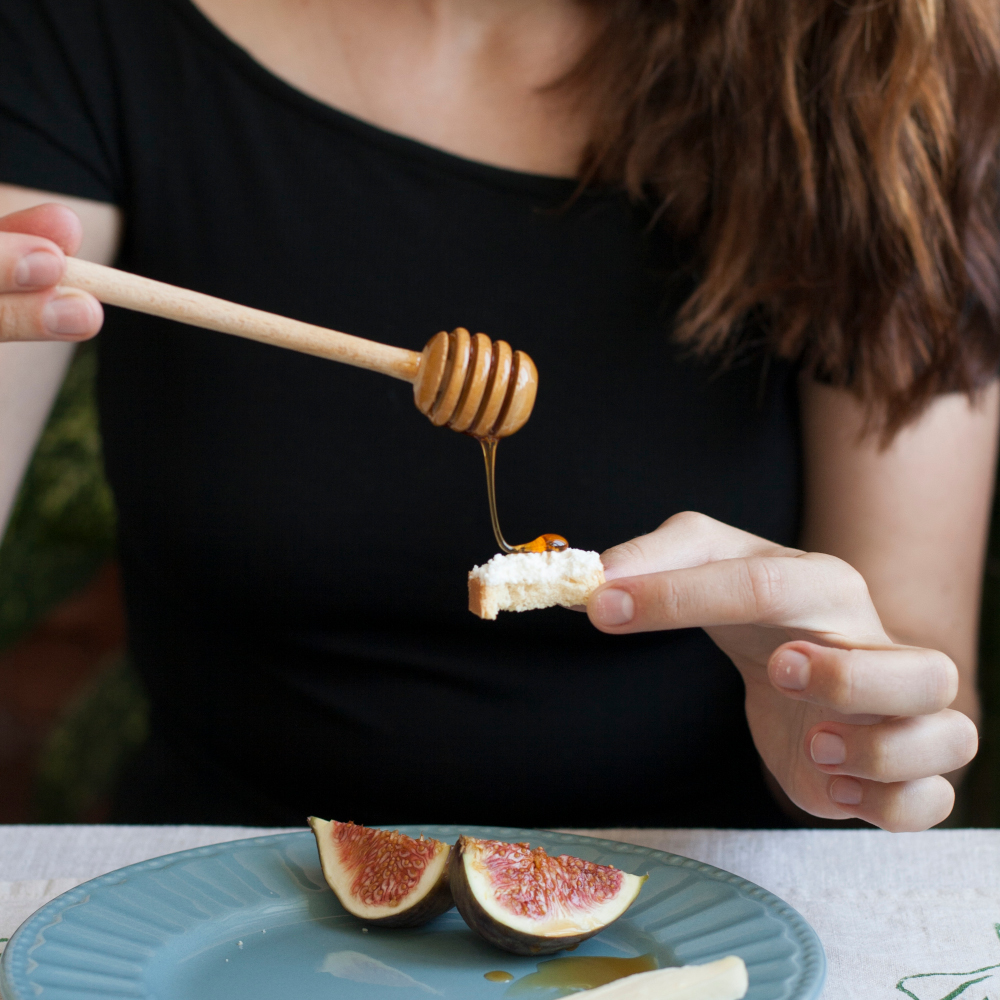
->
[62,258,538,438]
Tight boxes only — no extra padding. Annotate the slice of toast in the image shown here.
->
[468,549,606,620]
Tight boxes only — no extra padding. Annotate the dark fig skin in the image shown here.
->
[361,864,454,928]
[448,836,601,955]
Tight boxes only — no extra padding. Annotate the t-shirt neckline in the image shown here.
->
[166,0,583,197]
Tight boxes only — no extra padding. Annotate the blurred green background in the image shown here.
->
[0,343,146,822]
[0,344,115,651]
[0,344,997,823]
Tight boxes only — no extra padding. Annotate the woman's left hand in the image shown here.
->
[587,511,980,831]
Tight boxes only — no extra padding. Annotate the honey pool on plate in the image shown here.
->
[483,955,657,990]
[506,954,659,993]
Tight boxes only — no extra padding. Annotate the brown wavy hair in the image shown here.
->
[569,0,1000,434]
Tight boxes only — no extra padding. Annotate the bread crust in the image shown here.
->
[468,576,495,620]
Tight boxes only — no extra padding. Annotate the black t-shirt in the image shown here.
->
[0,0,802,827]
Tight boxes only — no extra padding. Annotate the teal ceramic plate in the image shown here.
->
[0,826,825,1000]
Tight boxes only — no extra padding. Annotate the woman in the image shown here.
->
[0,0,992,831]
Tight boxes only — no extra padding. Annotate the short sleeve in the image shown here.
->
[0,0,122,203]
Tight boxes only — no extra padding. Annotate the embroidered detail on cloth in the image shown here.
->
[897,925,1000,1000]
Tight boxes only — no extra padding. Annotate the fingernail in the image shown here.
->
[591,589,634,626]
[15,250,63,288]
[811,731,846,766]
[42,291,93,337]
[829,777,863,806]
[772,649,810,690]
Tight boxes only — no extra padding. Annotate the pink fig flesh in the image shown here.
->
[449,835,646,955]
[309,817,453,927]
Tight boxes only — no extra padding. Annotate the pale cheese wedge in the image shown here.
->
[579,956,748,1000]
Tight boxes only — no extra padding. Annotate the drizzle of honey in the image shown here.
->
[479,437,567,554]
[506,954,658,996]
[484,970,515,983]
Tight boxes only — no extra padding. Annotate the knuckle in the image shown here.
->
[653,575,685,621]
[0,232,39,291]
[602,538,647,574]
[615,539,645,565]
[743,558,787,618]
[836,560,871,602]
[862,728,893,778]
[821,649,858,707]
[0,298,13,337]
[0,296,33,340]
[816,554,870,602]
[0,233,20,286]
[663,510,714,534]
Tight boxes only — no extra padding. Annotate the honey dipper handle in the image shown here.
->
[62,257,422,382]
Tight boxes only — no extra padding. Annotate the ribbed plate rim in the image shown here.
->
[0,826,826,1000]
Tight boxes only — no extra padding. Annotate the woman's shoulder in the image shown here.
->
[0,0,184,204]
[0,0,175,77]
[0,0,199,64]
[0,0,145,36]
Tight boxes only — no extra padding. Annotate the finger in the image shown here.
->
[0,203,83,255]
[0,230,68,293]
[0,287,103,342]
[823,774,955,832]
[589,551,885,640]
[769,640,959,715]
[600,511,797,581]
[806,710,978,782]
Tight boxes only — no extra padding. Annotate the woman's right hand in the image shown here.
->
[0,202,103,342]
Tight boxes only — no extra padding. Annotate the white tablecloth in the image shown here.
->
[1,825,998,1000]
